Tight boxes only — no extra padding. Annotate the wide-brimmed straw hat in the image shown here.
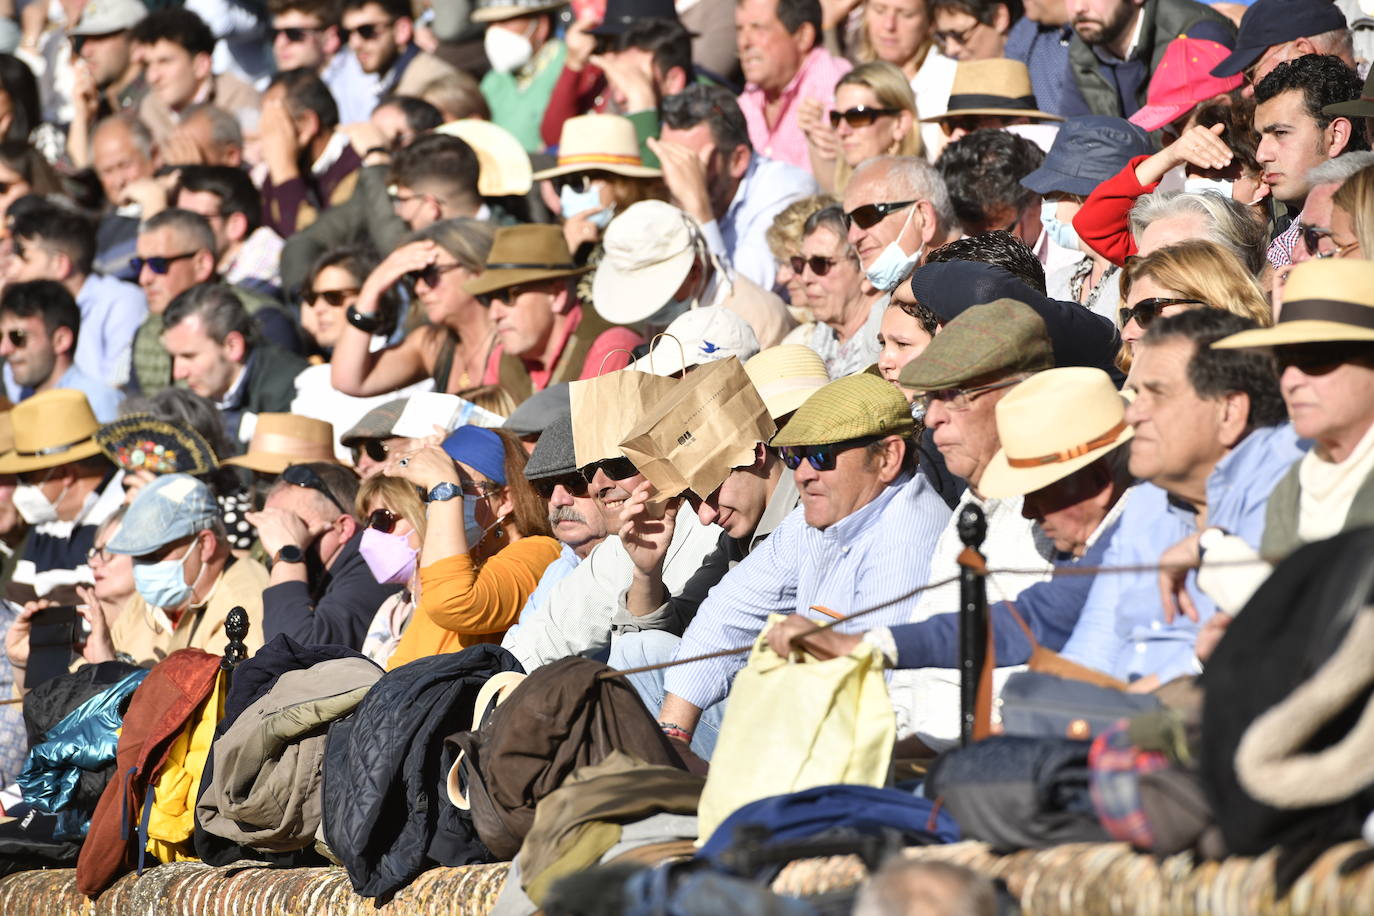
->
[471,0,567,23]
[744,345,830,420]
[435,119,533,196]
[979,367,1133,499]
[921,59,1062,123]
[464,224,593,297]
[0,389,103,474]
[1213,260,1374,349]
[532,114,662,180]
[222,413,340,475]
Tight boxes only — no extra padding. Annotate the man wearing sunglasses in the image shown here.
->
[340,0,460,115]
[843,156,961,293]
[1280,153,1374,283]
[0,281,121,423]
[251,461,401,650]
[269,0,375,125]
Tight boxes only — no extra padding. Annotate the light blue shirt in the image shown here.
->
[1061,424,1307,683]
[75,272,147,388]
[700,155,818,293]
[664,471,952,710]
[322,48,381,125]
[7,364,122,421]
[504,543,582,642]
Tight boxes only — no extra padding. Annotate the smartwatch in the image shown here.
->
[346,306,381,334]
[274,544,305,565]
[426,482,462,503]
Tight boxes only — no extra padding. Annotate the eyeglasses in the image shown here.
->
[281,463,348,515]
[789,254,850,276]
[914,377,1023,414]
[934,22,981,49]
[460,480,498,498]
[271,26,322,42]
[367,507,398,533]
[829,105,899,129]
[86,545,111,564]
[475,282,544,308]
[339,20,391,41]
[1274,342,1374,376]
[842,200,916,231]
[1118,298,1205,330]
[532,473,592,500]
[580,455,639,484]
[4,328,26,347]
[778,435,882,472]
[408,262,464,289]
[130,251,199,275]
[1300,226,1361,260]
[305,287,361,307]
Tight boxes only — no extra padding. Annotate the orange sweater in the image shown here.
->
[387,535,561,669]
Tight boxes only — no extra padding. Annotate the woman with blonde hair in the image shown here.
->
[1327,162,1374,260]
[356,475,428,666]
[766,193,839,307]
[1118,239,1271,354]
[802,62,923,193]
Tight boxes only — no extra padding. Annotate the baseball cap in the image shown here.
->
[1021,116,1154,197]
[629,307,761,376]
[107,474,220,557]
[1210,0,1348,78]
[1130,37,1244,132]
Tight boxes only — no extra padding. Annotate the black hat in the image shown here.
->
[1210,0,1348,78]
[1020,116,1154,197]
[588,0,679,35]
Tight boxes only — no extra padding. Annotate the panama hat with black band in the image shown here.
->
[1212,260,1374,349]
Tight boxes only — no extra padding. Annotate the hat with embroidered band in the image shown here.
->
[0,389,103,474]
[464,224,593,297]
[1212,259,1374,348]
[921,59,1063,123]
[532,114,662,180]
[979,367,1133,499]
[222,414,340,475]
[629,307,760,376]
[773,372,914,447]
[471,0,568,23]
[593,200,702,325]
[1129,37,1244,133]
[96,414,218,476]
[744,345,830,420]
[435,119,533,196]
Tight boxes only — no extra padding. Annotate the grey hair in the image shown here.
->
[1307,151,1374,188]
[1313,25,1354,62]
[181,103,244,153]
[93,113,154,162]
[1127,190,1268,275]
[141,207,218,259]
[855,155,957,230]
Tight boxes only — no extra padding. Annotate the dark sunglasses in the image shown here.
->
[338,21,390,41]
[778,435,881,472]
[789,255,847,276]
[367,507,398,533]
[281,463,348,515]
[553,172,606,194]
[408,262,463,289]
[271,26,322,42]
[1300,225,1361,260]
[130,251,199,275]
[829,105,898,129]
[1118,298,1205,330]
[305,287,360,307]
[357,439,390,463]
[4,328,26,347]
[533,473,592,500]
[843,200,916,231]
[580,455,639,484]
[1274,342,1374,376]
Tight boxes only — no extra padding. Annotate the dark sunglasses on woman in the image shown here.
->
[828,105,898,129]
[1118,298,1205,330]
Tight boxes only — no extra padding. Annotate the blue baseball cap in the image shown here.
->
[1211,0,1349,79]
[1020,116,1155,197]
[442,426,507,484]
[107,473,221,557]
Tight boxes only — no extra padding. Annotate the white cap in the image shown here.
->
[630,306,760,377]
[70,0,146,36]
[593,200,700,325]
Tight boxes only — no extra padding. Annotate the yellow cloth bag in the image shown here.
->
[145,669,226,862]
[696,615,896,843]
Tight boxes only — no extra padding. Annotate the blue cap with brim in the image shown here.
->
[106,474,220,557]
[1020,116,1154,197]
[1209,0,1348,78]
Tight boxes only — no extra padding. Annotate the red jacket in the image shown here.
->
[1073,154,1157,266]
[540,63,610,150]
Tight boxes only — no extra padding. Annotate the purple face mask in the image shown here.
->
[358,526,418,585]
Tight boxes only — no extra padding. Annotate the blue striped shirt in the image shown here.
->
[664,472,953,710]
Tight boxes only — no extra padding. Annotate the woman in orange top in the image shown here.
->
[384,426,558,667]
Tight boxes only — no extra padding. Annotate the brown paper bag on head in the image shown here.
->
[568,369,681,469]
[618,358,776,504]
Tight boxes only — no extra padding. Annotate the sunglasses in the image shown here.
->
[829,105,899,129]
[580,455,639,484]
[356,439,391,463]
[367,507,398,533]
[339,21,390,41]
[281,463,348,515]
[1274,342,1374,376]
[1300,225,1361,260]
[779,435,882,472]
[553,172,605,194]
[843,200,916,231]
[1118,298,1205,330]
[532,473,591,500]
[934,22,981,48]
[789,255,849,276]
[4,328,26,347]
[271,26,321,42]
[408,262,463,289]
[305,287,360,307]
[130,251,199,275]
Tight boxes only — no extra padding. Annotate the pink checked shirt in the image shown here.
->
[738,47,852,171]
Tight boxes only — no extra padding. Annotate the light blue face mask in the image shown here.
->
[864,204,922,292]
[559,183,614,228]
[133,547,196,610]
[1040,199,1080,252]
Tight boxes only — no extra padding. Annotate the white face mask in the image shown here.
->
[1040,199,1081,251]
[863,204,922,292]
[1183,176,1235,199]
[13,472,65,526]
[484,22,535,74]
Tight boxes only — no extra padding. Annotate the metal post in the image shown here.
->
[957,504,988,747]
[220,606,249,688]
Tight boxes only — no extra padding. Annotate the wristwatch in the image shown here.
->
[346,306,381,334]
[426,482,461,503]
[273,545,305,565]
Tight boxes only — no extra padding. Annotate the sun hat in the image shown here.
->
[1020,116,1155,197]
[221,414,340,475]
[1210,0,1349,78]
[1212,260,1374,349]
[592,200,701,325]
[1129,37,1244,133]
[96,414,218,476]
[899,299,1054,392]
[442,425,507,484]
[1325,65,1374,121]
[744,345,830,420]
[532,114,662,180]
[70,0,146,36]
[340,399,410,448]
[0,411,12,456]
[921,59,1063,123]
[435,119,533,196]
[978,367,1133,499]
[464,224,593,297]
[106,474,221,557]
[588,0,680,35]
[772,373,914,448]
[629,307,761,376]
[0,389,103,474]
[471,0,568,23]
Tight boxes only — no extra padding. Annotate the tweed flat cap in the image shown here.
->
[772,373,914,447]
[524,413,576,479]
[899,299,1053,391]
[505,383,570,437]
[340,398,409,447]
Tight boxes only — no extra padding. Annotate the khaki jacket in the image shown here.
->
[111,557,268,667]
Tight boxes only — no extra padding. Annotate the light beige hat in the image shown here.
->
[435,119,533,196]
[0,390,103,474]
[978,367,1133,499]
[1213,259,1374,349]
[471,0,567,23]
[920,59,1064,123]
[222,414,340,475]
[531,114,662,180]
[593,200,702,325]
[744,345,830,420]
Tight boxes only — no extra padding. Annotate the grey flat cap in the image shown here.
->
[524,413,576,480]
[505,383,571,438]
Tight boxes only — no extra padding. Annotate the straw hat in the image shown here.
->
[1213,260,1374,349]
[531,114,663,180]
[464,224,592,297]
[921,59,1063,123]
[744,345,830,420]
[593,200,700,325]
[979,367,1133,499]
[0,389,103,474]
[471,0,567,23]
[435,119,533,196]
[222,413,340,474]
[0,410,12,457]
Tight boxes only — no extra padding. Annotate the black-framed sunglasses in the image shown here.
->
[829,105,899,129]
[553,172,607,194]
[778,435,883,472]
[367,507,398,533]
[1300,225,1361,260]
[532,473,592,500]
[1119,298,1205,330]
[789,254,848,276]
[356,439,390,463]
[580,455,639,484]
[271,26,322,42]
[338,20,391,41]
[408,262,463,289]
[4,328,26,348]
[843,200,916,231]
[281,463,348,515]
[1274,341,1374,376]
[305,287,360,307]
[130,251,199,275]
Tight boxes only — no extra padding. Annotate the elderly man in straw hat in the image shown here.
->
[920,59,1063,148]
[466,224,644,403]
